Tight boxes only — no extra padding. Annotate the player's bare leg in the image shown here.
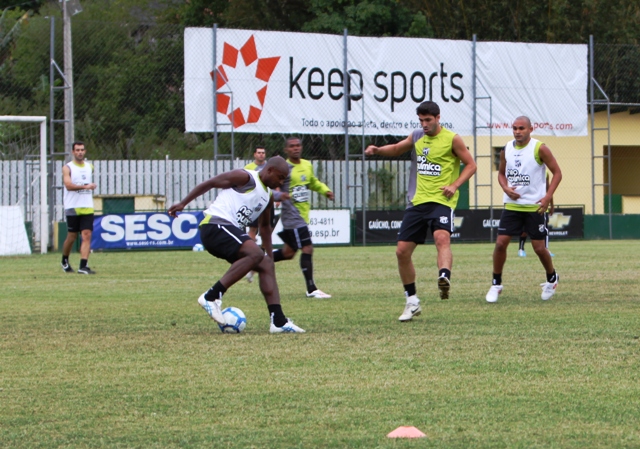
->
[396,241,421,321]
[434,230,452,299]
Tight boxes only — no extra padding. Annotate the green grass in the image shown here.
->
[1,241,640,448]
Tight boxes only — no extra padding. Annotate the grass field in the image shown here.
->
[2,240,640,448]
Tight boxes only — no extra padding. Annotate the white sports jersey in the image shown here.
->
[204,170,272,229]
[63,161,94,214]
[503,138,546,208]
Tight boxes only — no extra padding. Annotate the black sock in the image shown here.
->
[492,273,502,285]
[519,236,526,250]
[547,271,557,283]
[268,305,287,327]
[80,259,88,269]
[404,283,416,298]
[205,281,227,302]
[62,255,69,264]
[300,253,317,293]
[273,249,284,262]
[439,268,451,280]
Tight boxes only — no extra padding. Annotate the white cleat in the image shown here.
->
[245,271,254,283]
[197,292,225,324]
[399,295,422,322]
[518,249,527,257]
[306,289,331,299]
[270,319,306,333]
[540,275,559,300]
[486,285,503,303]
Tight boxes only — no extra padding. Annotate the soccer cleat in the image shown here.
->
[61,261,74,273]
[540,275,559,300]
[486,285,503,303]
[245,271,254,283]
[306,289,331,299]
[77,266,96,275]
[437,275,451,300]
[270,319,306,333]
[549,251,555,257]
[518,249,527,257]
[197,292,225,324]
[399,296,422,321]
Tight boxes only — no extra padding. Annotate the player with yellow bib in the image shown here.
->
[365,101,477,322]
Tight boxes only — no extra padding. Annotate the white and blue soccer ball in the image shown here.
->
[218,307,247,333]
[192,243,204,252]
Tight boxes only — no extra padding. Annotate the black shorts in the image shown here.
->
[397,203,454,244]
[498,209,548,240]
[277,226,312,250]
[200,223,252,263]
[66,214,94,233]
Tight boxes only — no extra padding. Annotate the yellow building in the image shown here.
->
[468,110,640,215]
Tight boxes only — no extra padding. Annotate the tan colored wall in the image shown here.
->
[464,111,640,214]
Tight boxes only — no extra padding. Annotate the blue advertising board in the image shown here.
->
[92,212,204,250]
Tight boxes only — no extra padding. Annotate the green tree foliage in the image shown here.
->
[402,0,640,44]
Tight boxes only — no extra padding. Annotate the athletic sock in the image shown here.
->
[300,253,317,293]
[547,271,557,283]
[205,281,227,302]
[62,255,69,265]
[273,249,284,262]
[519,236,527,251]
[439,268,451,280]
[80,259,88,269]
[404,283,416,298]
[492,273,502,285]
[268,306,287,327]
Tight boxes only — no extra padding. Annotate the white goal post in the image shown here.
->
[0,116,49,254]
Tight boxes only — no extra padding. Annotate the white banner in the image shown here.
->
[185,28,587,136]
[256,209,351,246]
[0,206,31,256]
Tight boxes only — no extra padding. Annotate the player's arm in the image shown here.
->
[537,145,562,214]
[440,136,477,198]
[498,148,519,201]
[168,169,251,217]
[308,172,334,201]
[258,196,275,257]
[365,134,413,158]
[62,165,96,191]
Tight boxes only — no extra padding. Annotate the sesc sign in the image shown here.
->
[92,212,204,250]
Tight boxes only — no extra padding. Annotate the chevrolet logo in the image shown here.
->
[548,213,571,229]
[453,216,464,230]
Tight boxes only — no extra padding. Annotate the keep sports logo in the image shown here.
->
[211,35,280,128]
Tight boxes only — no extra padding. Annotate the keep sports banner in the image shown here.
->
[184,28,587,136]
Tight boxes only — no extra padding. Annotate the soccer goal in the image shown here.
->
[0,116,49,255]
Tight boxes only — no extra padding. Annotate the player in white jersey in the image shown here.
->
[486,116,562,303]
[61,142,97,275]
[168,156,306,333]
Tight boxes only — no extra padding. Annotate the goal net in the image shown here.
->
[0,116,49,255]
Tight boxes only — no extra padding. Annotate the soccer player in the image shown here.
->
[485,116,562,303]
[244,146,268,283]
[61,141,97,275]
[272,137,334,299]
[365,101,477,321]
[167,156,305,333]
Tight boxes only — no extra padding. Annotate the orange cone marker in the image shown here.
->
[387,426,427,438]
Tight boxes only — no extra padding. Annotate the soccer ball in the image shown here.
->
[218,307,247,333]
[192,243,204,251]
